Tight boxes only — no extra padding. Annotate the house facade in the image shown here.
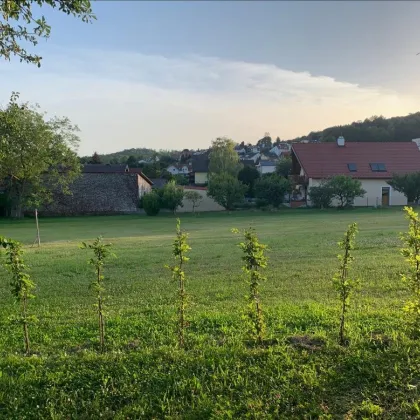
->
[257,160,277,175]
[191,153,210,185]
[291,138,420,207]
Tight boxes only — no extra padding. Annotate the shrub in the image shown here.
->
[255,174,291,208]
[207,172,247,210]
[161,180,184,214]
[309,182,334,209]
[142,191,161,216]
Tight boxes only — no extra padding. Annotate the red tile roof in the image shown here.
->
[292,142,420,179]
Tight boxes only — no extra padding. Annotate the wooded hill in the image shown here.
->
[294,112,420,143]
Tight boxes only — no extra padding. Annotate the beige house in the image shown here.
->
[191,153,210,186]
[291,138,420,207]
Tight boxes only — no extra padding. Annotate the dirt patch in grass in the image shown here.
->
[287,335,326,351]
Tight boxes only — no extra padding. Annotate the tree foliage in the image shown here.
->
[388,173,420,204]
[255,175,291,208]
[0,236,36,355]
[401,207,420,333]
[208,137,242,177]
[88,152,102,164]
[0,0,95,66]
[328,176,366,208]
[293,113,420,143]
[207,173,247,211]
[142,191,161,216]
[333,223,359,346]
[161,180,184,213]
[0,93,81,217]
[257,134,272,151]
[238,166,260,197]
[308,182,334,209]
[275,156,292,178]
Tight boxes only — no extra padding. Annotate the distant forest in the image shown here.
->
[294,112,420,143]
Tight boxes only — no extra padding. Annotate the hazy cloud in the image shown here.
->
[0,48,418,155]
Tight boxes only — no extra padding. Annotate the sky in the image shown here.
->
[1,1,420,156]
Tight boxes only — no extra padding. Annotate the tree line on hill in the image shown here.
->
[293,113,420,143]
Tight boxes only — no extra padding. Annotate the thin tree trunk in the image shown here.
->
[339,301,346,346]
[97,267,105,353]
[22,295,30,355]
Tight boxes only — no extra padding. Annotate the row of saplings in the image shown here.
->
[1,207,420,355]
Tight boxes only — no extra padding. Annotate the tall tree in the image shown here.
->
[388,173,420,204]
[238,165,260,197]
[276,156,292,178]
[0,0,95,66]
[208,137,242,177]
[88,152,102,164]
[0,93,81,218]
[207,173,247,210]
[257,134,272,151]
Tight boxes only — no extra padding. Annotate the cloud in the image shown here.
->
[0,48,418,155]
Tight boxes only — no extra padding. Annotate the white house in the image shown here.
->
[257,160,277,175]
[166,164,190,175]
[291,137,420,207]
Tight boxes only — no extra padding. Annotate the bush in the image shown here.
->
[388,172,420,204]
[308,183,334,209]
[255,175,291,208]
[142,191,161,216]
[161,180,184,213]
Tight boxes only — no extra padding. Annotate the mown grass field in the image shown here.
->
[0,209,419,419]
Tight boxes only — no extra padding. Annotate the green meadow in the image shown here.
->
[0,209,419,419]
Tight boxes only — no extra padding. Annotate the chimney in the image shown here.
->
[337,136,345,147]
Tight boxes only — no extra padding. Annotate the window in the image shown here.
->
[347,163,357,172]
[370,163,387,172]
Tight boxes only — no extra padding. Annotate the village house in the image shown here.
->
[257,160,277,175]
[291,137,420,207]
[191,153,210,185]
[42,164,153,216]
[165,163,191,176]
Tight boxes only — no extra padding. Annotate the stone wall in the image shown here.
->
[41,173,141,216]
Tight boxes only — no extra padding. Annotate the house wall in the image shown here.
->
[308,178,407,207]
[178,187,224,213]
[258,165,276,175]
[195,172,208,185]
[41,173,142,216]
[138,175,152,198]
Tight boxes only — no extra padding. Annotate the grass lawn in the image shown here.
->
[0,208,419,418]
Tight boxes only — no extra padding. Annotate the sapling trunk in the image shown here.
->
[80,237,114,353]
[166,219,191,349]
[0,237,36,355]
[333,223,358,346]
[233,228,268,345]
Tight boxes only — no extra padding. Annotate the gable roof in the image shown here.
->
[191,154,209,172]
[82,164,153,185]
[292,142,420,179]
[83,164,128,173]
